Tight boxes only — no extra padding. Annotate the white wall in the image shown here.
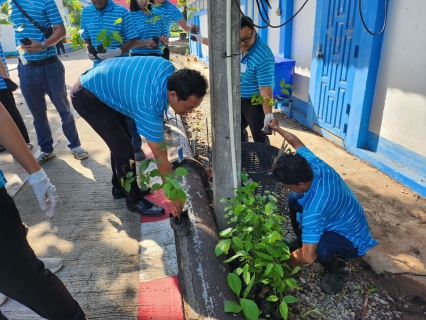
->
[290,0,316,102]
[369,0,426,157]
[267,0,281,56]
[199,13,208,59]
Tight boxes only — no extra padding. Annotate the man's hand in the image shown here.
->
[145,39,157,48]
[28,169,58,218]
[268,118,280,131]
[22,40,43,53]
[170,198,184,220]
[97,48,122,60]
[190,33,204,43]
[86,49,96,61]
[160,36,169,44]
[262,113,274,132]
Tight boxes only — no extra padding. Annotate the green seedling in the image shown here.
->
[88,17,123,56]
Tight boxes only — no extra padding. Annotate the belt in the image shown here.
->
[241,97,252,102]
[81,87,96,99]
[20,55,58,66]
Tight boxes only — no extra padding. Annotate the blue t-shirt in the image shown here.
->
[80,56,175,143]
[0,43,9,90]
[2,0,63,60]
[296,147,378,255]
[81,0,138,65]
[151,0,183,35]
[240,33,275,99]
[130,10,168,56]
[0,168,6,189]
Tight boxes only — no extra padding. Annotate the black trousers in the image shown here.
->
[241,98,270,144]
[0,187,86,320]
[162,46,170,60]
[0,89,30,144]
[70,86,144,204]
[56,42,65,55]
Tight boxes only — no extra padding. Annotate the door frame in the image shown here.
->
[308,0,387,150]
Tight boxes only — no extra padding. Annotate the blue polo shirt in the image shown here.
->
[0,43,9,90]
[80,57,175,143]
[151,0,183,35]
[81,0,138,65]
[1,0,62,61]
[295,147,378,255]
[240,33,275,99]
[0,169,6,189]
[130,10,168,56]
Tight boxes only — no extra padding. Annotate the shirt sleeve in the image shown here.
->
[122,10,138,41]
[256,55,275,87]
[170,4,184,23]
[45,0,63,25]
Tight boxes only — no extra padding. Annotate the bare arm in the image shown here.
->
[259,86,273,115]
[119,39,137,54]
[177,18,196,33]
[268,118,305,150]
[288,244,318,267]
[0,103,40,174]
[22,24,66,52]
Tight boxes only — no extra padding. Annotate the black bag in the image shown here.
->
[11,0,54,39]
[4,78,19,92]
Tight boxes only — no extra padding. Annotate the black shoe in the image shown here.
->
[320,268,349,294]
[134,148,146,161]
[112,187,126,199]
[126,199,165,216]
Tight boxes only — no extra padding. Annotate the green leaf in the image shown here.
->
[281,88,290,96]
[291,266,301,275]
[96,28,107,42]
[219,228,233,237]
[283,295,299,304]
[170,179,180,189]
[224,251,248,263]
[168,189,178,200]
[177,189,187,202]
[114,17,122,25]
[240,298,259,320]
[112,31,123,43]
[266,295,279,302]
[267,231,281,244]
[224,300,242,313]
[280,79,285,88]
[273,264,284,278]
[279,300,288,320]
[264,263,273,276]
[126,171,134,179]
[242,273,255,299]
[227,273,241,297]
[241,173,249,182]
[163,182,172,197]
[175,167,188,177]
[148,169,160,177]
[232,237,244,250]
[215,239,231,256]
[139,159,152,172]
[151,183,162,191]
[79,38,85,49]
[71,37,77,50]
[245,241,253,252]
[255,251,273,261]
[285,278,299,289]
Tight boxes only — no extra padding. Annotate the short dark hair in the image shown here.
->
[273,150,313,185]
[130,0,151,11]
[167,69,208,101]
[241,16,254,30]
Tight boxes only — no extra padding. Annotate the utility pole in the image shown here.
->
[208,0,241,232]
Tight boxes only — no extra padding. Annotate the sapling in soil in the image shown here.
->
[88,17,123,57]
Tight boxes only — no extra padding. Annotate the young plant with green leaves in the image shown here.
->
[96,17,123,52]
[251,78,294,107]
[215,174,300,320]
[68,26,85,50]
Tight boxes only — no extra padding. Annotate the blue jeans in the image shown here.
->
[126,116,142,150]
[288,191,361,262]
[18,59,81,153]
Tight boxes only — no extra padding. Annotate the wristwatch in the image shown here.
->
[41,41,48,51]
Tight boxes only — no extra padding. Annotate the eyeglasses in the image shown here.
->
[240,30,254,44]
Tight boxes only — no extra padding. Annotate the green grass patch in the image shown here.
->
[170,31,185,37]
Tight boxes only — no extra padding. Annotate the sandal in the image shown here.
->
[0,145,5,152]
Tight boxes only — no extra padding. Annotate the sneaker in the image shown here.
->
[71,146,89,160]
[39,257,64,273]
[35,151,56,164]
[320,268,349,294]
[134,148,146,161]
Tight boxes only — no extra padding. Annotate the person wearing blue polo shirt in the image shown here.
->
[268,118,378,294]
[3,0,89,165]
[0,102,86,319]
[81,0,138,66]
[150,0,198,60]
[240,16,275,144]
[129,0,168,58]
[70,57,207,218]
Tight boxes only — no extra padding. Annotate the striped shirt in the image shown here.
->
[0,43,9,90]
[1,0,63,61]
[240,33,275,99]
[80,56,175,143]
[130,10,168,56]
[151,0,183,35]
[81,0,138,65]
[296,147,378,255]
[0,169,6,189]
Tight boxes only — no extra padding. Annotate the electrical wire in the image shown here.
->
[234,0,309,29]
[358,0,388,36]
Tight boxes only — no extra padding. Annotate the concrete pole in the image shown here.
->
[207,0,241,232]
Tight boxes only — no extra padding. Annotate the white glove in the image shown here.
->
[263,113,274,132]
[190,33,204,43]
[86,49,96,61]
[97,48,122,60]
[28,169,58,219]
